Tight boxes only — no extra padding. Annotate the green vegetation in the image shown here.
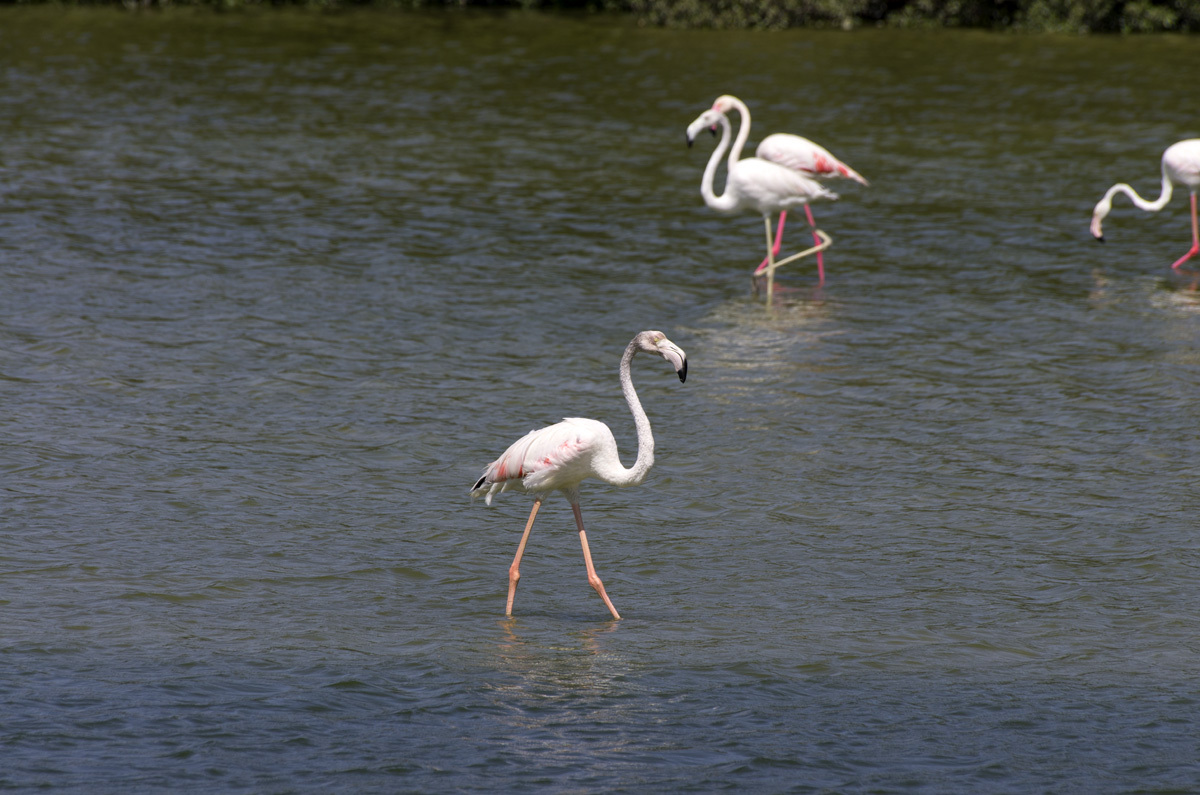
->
[630,0,1200,32]
[2,0,1197,32]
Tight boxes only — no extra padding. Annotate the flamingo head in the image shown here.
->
[685,109,724,148]
[634,330,688,383]
[1089,198,1110,242]
[711,95,737,114]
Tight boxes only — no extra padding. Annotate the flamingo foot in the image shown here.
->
[1171,244,1199,270]
[756,255,825,282]
[1175,194,1200,270]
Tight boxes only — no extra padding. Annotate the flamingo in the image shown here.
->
[470,330,688,620]
[691,94,868,286]
[1090,139,1200,271]
[686,107,837,300]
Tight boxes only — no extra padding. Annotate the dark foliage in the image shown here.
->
[2,0,1197,31]
[629,0,1200,30]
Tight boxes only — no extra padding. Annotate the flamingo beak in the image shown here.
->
[657,340,688,383]
[686,111,721,148]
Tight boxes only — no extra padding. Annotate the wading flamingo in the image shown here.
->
[1090,139,1200,271]
[695,95,868,285]
[686,106,837,300]
[471,330,688,620]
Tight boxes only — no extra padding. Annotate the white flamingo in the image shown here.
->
[471,330,688,620]
[687,107,836,299]
[690,94,867,286]
[1091,139,1200,271]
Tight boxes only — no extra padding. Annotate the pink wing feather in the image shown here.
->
[471,418,604,504]
[757,133,868,186]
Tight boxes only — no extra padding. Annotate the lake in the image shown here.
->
[2,8,1200,791]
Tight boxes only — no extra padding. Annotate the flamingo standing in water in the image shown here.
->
[687,107,837,300]
[691,94,868,286]
[1090,139,1200,270]
[471,330,688,620]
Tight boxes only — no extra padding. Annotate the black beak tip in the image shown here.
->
[686,134,693,149]
[678,360,688,383]
[1095,235,1105,244]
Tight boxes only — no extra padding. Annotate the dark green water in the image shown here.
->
[3,8,1200,791]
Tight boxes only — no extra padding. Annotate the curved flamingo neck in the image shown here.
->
[607,340,655,488]
[700,114,739,213]
[722,96,752,170]
[1104,168,1175,214]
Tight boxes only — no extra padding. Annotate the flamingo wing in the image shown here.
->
[471,418,610,504]
[757,133,868,186]
[730,157,839,215]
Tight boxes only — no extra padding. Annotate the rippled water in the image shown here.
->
[3,8,1200,791]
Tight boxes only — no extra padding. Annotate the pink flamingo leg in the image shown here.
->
[1170,192,1199,270]
[573,503,620,620]
[805,203,825,286]
[752,205,825,285]
[754,212,788,276]
[505,498,541,617]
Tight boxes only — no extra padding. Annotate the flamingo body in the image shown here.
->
[473,417,623,504]
[1090,139,1200,270]
[1161,139,1200,191]
[756,133,869,186]
[471,330,688,620]
[717,153,839,218]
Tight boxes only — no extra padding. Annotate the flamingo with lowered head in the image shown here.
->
[471,330,688,620]
[1090,139,1200,271]
[687,106,837,299]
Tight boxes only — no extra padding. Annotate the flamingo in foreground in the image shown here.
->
[471,330,688,620]
[691,94,868,286]
[1090,139,1200,271]
[687,107,837,299]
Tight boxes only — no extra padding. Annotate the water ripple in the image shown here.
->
[3,9,1200,793]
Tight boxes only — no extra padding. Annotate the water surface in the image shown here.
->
[3,9,1200,791]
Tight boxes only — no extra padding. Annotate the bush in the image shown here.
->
[627,0,1200,30]
[2,0,1196,31]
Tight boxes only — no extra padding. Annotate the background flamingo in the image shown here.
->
[1090,139,1200,270]
[686,106,837,299]
[470,330,688,620]
[709,94,868,284]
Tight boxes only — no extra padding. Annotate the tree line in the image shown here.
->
[630,0,1200,32]
[7,0,1198,32]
